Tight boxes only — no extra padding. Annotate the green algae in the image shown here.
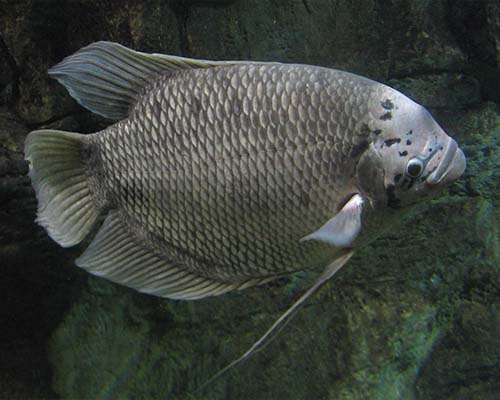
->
[0,1,499,399]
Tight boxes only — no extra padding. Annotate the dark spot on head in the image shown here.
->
[384,138,401,147]
[394,174,403,184]
[386,184,401,209]
[360,123,371,136]
[406,140,412,145]
[373,129,382,136]
[406,130,413,135]
[399,150,408,157]
[381,99,394,110]
[429,148,433,152]
[350,140,369,158]
[380,112,392,121]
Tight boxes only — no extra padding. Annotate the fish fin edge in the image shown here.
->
[49,41,244,121]
[76,211,271,300]
[301,193,364,247]
[24,129,102,247]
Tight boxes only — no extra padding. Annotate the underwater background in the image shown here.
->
[0,0,499,399]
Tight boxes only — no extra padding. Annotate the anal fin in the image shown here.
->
[76,211,267,300]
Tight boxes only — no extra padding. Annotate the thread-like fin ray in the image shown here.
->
[49,41,246,121]
[195,250,354,393]
[24,129,102,247]
[76,211,274,300]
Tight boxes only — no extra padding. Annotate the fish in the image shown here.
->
[24,41,466,384]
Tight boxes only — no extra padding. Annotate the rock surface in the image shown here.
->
[0,1,499,399]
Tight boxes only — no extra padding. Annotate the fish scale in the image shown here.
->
[86,63,367,281]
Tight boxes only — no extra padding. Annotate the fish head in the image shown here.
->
[356,86,466,210]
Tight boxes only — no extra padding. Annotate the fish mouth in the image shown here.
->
[426,137,466,187]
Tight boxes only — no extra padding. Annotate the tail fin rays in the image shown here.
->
[25,129,102,247]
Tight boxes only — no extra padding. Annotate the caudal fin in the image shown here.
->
[25,130,102,247]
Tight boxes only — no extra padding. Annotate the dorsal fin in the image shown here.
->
[49,41,243,121]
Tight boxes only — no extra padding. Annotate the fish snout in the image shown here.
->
[426,137,466,187]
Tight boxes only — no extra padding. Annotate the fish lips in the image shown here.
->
[425,137,466,187]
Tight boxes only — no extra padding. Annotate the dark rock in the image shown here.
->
[0,108,77,399]
[0,36,16,107]
[390,73,481,110]
[0,1,498,399]
[448,0,500,103]
[184,0,467,82]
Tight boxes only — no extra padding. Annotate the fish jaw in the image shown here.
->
[425,137,466,188]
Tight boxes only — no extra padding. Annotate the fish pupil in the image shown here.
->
[406,160,423,178]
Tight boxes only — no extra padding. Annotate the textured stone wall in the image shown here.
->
[1,1,499,399]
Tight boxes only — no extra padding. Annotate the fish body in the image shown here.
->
[25,42,466,300]
[89,63,381,281]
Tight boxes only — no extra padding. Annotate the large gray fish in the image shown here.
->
[25,42,465,377]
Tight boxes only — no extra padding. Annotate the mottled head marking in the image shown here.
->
[356,84,465,210]
[380,112,392,121]
[384,138,400,147]
[381,99,395,110]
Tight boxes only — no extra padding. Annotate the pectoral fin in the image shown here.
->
[301,194,364,248]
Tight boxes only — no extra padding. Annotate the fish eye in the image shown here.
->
[406,158,424,178]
